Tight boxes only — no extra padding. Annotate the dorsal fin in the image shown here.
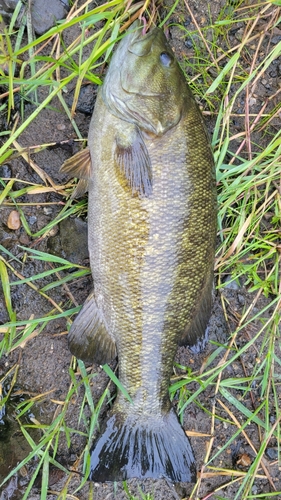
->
[61,147,91,178]
[60,148,91,198]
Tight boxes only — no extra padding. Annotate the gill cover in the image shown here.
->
[102,21,189,135]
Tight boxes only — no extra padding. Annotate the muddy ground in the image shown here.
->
[0,1,280,499]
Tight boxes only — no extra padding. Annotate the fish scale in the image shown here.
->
[61,20,217,483]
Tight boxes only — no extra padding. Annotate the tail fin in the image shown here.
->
[89,410,196,483]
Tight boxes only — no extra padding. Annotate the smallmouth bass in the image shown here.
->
[61,21,217,483]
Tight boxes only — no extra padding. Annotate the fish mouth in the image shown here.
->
[121,87,165,97]
[127,21,159,57]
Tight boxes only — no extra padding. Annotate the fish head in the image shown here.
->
[102,21,190,136]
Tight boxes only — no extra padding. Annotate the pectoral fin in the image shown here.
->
[60,148,91,198]
[114,125,152,197]
[68,291,117,364]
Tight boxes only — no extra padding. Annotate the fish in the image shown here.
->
[61,20,217,483]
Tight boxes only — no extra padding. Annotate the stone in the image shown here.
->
[7,210,21,230]
[0,0,70,35]
[30,0,69,35]
[65,84,97,115]
[47,217,88,264]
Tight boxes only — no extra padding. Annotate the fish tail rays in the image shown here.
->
[89,410,196,483]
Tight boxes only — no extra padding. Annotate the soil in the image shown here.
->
[0,1,280,499]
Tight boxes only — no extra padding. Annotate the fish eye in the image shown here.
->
[160,52,173,67]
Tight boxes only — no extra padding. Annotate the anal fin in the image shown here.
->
[68,291,116,364]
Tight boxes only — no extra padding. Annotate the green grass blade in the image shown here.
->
[102,363,133,404]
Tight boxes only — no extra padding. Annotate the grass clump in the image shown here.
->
[0,1,280,499]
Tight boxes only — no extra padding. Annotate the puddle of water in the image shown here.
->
[0,387,40,499]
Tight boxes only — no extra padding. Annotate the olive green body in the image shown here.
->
[63,22,217,483]
[88,89,216,417]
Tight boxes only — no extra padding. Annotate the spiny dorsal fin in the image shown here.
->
[61,147,91,178]
[114,125,152,197]
[60,148,91,198]
[70,179,89,199]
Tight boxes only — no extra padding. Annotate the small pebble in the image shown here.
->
[28,216,37,225]
[19,465,28,477]
[248,97,256,106]
[266,447,278,460]
[223,275,240,290]
[0,164,12,178]
[183,16,192,27]
[7,210,21,230]
[57,123,66,130]
[43,207,53,215]
[261,78,271,90]
[238,293,245,305]
[235,28,244,41]
[19,232,30,245]
[269,414,276,424]
[271,35,281,45]
[184,39,193,49]
[237,453,251,466]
